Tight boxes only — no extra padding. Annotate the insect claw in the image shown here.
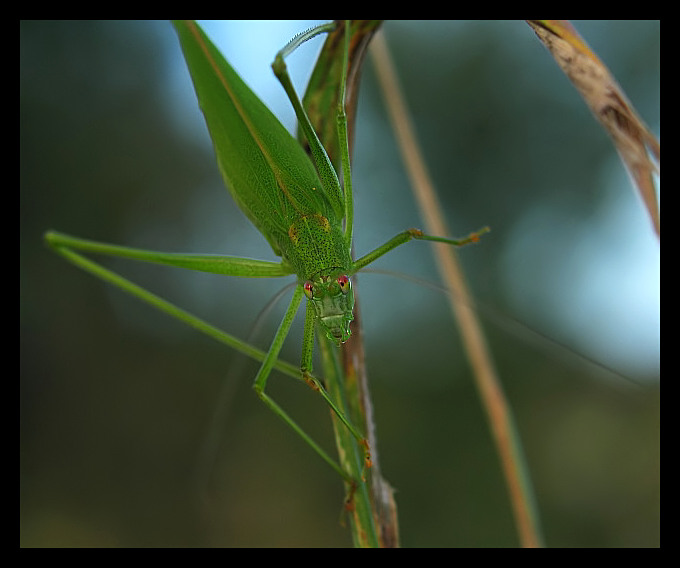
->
[302,371,321,392]
[360,438,373,470]
[344,480,358,513]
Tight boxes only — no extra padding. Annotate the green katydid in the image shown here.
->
[45,20,488,488]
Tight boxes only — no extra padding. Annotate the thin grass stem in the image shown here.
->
[370,30,544,549]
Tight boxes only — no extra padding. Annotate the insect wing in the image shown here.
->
[173,21,337,254]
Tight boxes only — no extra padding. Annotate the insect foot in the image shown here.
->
[302,371,322,392]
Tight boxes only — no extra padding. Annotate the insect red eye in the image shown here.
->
[303,280,314,299]
[337,274,350,294]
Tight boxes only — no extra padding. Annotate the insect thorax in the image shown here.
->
[280,214,351,281]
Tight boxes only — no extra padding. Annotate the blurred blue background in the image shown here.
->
[21,20,659,547]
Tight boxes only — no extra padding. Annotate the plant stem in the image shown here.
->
[371,29,544,549]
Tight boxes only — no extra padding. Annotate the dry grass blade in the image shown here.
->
[527,20,660,236]
[370,30,543,549]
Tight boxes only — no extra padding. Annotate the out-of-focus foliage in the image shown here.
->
[21,21,658,547]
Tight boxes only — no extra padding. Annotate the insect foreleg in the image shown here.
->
[351,226,490,275]
[299,298,372,477]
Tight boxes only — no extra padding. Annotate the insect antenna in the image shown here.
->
[360,267,636,386]
[193,281,298,501]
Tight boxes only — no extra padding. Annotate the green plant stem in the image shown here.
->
[318,333,380,548]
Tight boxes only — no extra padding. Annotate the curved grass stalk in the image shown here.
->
[370,30,544,549]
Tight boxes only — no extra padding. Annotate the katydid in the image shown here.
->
[45,20,487,486]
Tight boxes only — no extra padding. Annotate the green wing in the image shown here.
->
[173,21,343,256]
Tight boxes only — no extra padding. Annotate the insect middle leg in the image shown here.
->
[252,284,371,483]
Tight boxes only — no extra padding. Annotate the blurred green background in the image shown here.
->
[21,20,659,547]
